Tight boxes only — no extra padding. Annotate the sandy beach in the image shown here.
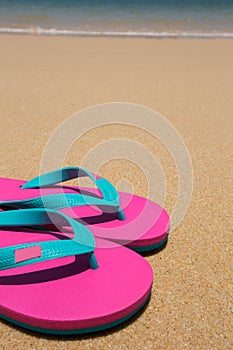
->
[0,35,232,349]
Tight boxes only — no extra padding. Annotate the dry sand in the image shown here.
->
[0,35,232,349]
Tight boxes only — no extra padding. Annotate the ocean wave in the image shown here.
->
[0,27,233,38]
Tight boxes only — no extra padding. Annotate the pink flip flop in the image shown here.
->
[0,208,153,334]
[0,167,170,252]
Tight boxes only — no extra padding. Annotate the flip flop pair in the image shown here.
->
[0,166,170,252]
[0,167,169,334]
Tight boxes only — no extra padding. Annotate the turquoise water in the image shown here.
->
[0,0,233,38]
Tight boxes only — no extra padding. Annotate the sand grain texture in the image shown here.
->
[0,35,232,349]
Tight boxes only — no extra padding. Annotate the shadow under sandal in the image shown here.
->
[0,166,170,252]
[0,208,153,334]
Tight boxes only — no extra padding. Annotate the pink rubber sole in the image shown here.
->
[0,177,170,249]
[0,226,153,331]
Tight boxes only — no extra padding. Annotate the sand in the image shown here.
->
[0,35,232,349]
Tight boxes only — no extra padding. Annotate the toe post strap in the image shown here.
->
[17,167,126,220]
[0,209,98,270]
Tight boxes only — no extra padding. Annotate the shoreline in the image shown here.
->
[0,27,233,39]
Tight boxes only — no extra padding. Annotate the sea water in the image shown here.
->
[0,0,232,38]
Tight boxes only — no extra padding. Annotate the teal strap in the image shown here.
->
[22,167,118,203]
[22,168,98,189]
[0,209,98,270]
[2,167,126,220]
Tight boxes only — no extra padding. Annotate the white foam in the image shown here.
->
[0,27,233,38]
